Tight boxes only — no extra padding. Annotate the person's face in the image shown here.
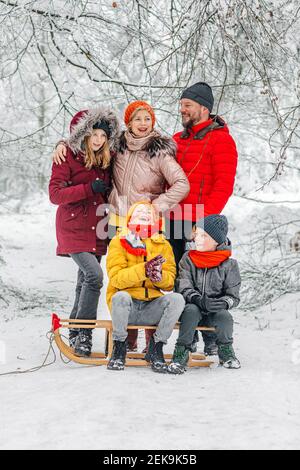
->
[88,129,107,151]
[130,204,154,225]
[194,228,218,252]
[129,110,153,137]
[180,99,208,127]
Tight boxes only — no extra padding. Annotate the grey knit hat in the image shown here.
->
[196,214,228,245]
[181,82,214,112]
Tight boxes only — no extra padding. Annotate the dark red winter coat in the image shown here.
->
[172,116,238,221]
[49,149,110,256]
[49,107,120,256]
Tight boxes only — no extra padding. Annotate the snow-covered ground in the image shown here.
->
[1,196,300,450]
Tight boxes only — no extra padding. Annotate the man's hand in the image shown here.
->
[52,143,67,165]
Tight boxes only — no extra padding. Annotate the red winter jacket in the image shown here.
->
[49,148,110,256]
[172,116,238,221]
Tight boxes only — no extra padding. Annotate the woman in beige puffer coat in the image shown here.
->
[108,100,190,236]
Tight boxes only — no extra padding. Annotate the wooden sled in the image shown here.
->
[51,313,216,368]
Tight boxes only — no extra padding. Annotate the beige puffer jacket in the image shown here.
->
[109,130,190,217]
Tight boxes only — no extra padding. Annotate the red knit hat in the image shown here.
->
[124,101,156,127]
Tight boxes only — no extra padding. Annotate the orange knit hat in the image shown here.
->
[124,101,156,127]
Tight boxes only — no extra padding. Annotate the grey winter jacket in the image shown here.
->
[176,241,241,309]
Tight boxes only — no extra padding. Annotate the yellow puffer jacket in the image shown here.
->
[106,232,176,312]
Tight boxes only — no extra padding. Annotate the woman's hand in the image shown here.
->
[152,202,162,221]
[52,143,67,165]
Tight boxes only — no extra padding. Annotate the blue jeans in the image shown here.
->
[69,253,103,321]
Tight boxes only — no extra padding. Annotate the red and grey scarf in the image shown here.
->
[120,220,162,257]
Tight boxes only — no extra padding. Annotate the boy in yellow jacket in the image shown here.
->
[106,201,185,373]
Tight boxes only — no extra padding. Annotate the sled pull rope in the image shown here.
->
[0,330,58,377]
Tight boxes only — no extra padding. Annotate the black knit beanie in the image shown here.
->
[196,214,228,245]
[181,82,214,112]
[93,120,111,139]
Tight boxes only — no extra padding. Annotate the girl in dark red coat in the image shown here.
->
[49,107,120,357]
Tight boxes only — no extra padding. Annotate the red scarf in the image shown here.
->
[121,220,163,257]
[120,238,147,257]
[189,250,231,268]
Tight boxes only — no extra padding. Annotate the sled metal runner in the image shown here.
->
[52,313,216,368]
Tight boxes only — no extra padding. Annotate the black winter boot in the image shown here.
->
[107,340,127,371]
[146,337,168,374]
[168,344,190,375]
[69,328,79,349]
[204,341,218,356]
[74,328,93,357]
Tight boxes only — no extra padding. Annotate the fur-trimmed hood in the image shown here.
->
[67,107,121,154]
[118,130,177,159]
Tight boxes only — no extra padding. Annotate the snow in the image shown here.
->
[1,197,300,450]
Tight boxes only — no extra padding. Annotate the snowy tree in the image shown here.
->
[0,0,299,307]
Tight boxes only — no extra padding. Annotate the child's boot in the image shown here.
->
[168,344,190,375]
[218,344,241,369]
[74,328,92,357]
[146,336,168,374]
[204,340,218,356]
[107,340,127,371]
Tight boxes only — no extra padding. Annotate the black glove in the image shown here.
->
[91,179,108,194]
[204,297,228,313]
[191,295,207,312]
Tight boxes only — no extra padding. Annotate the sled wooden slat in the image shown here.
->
[125,354,213,367]
[127,324,215,332]
[59,319,112,328]
[188,360,214,367]
[58,317,215,332]
[51,314,216,368]
[125,359,150,367]
[126,352,207,360]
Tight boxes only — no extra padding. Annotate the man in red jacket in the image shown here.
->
[165,82,238,356]
[166,81,238,267]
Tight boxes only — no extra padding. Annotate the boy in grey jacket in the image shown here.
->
[168,214,241,374]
